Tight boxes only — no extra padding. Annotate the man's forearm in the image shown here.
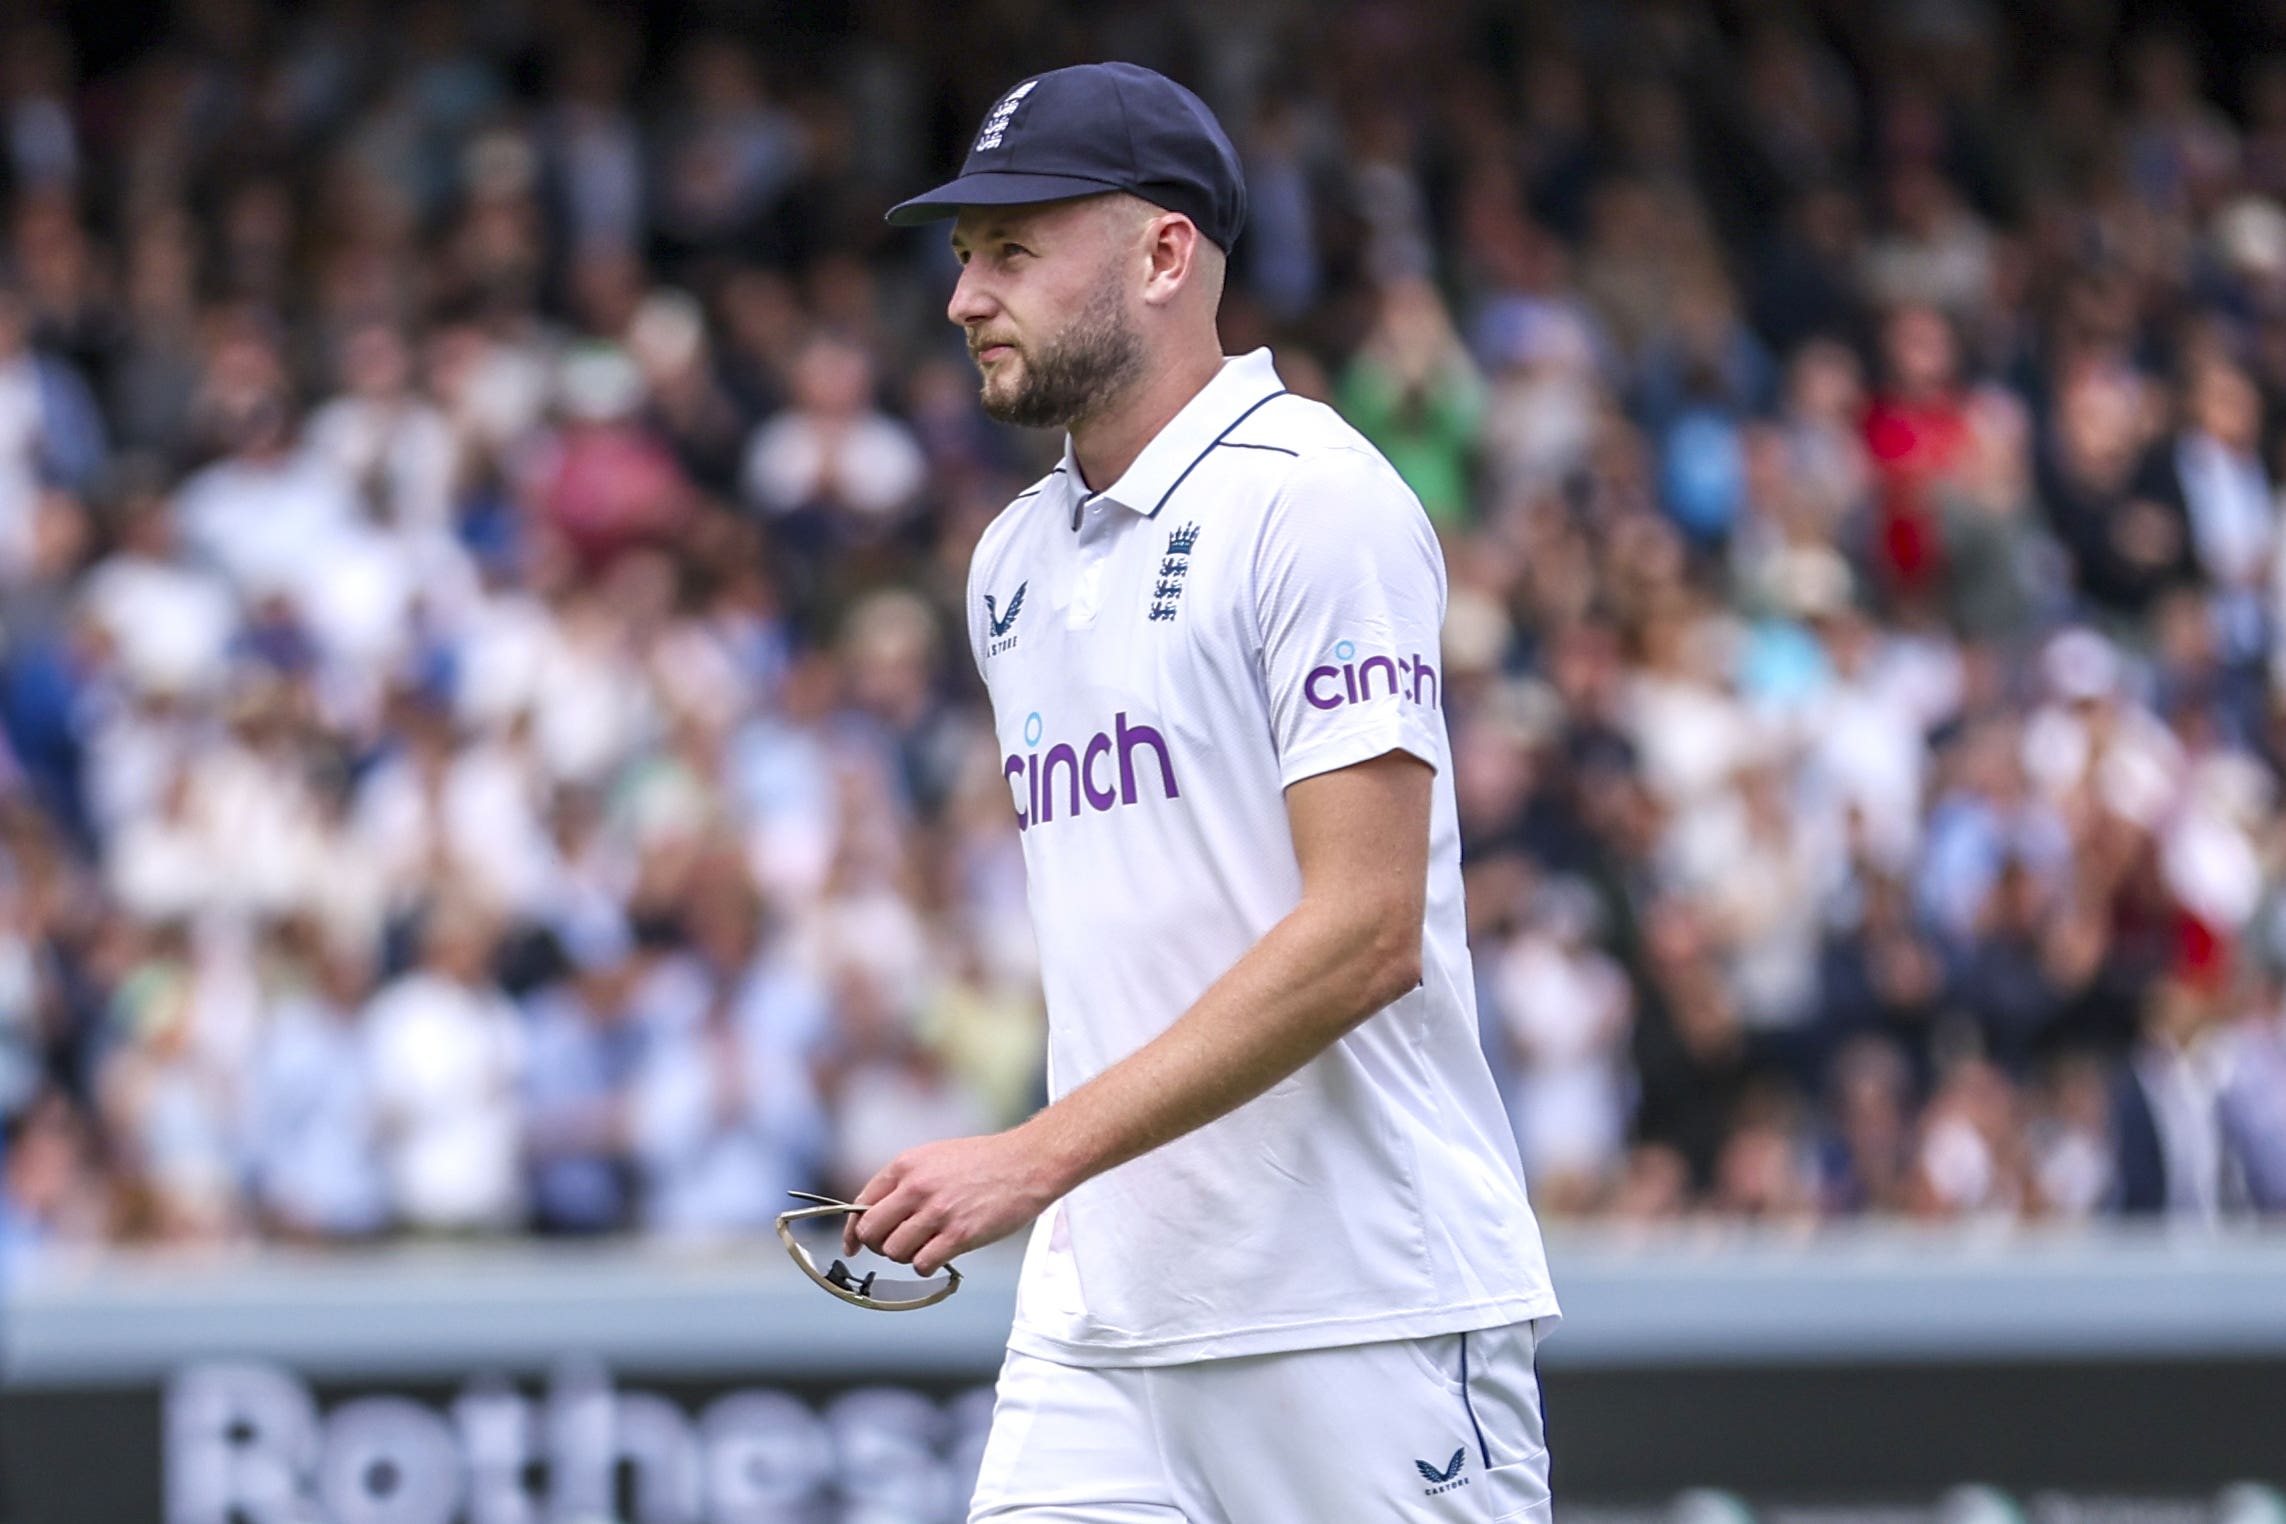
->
[1013,893,1422,1199]
[844,756,1436,1274]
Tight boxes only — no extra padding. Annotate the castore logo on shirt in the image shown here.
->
[986,581,1027,656]
[1416,1445,1470,1495]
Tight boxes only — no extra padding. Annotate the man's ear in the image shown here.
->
[1139,214,1202,307]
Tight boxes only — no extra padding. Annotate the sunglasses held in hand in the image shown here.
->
[775,1191,964,1311]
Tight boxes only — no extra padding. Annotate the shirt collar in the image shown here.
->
[1062,348,1285,525]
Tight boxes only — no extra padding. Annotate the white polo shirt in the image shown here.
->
[967,348,1557,1367]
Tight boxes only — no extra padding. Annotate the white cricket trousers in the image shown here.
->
[968,1319,1553,1522]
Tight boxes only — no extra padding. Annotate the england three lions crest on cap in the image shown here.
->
[975,79,1039,151]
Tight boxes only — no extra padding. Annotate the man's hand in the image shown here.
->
[843,1126,1066,1277]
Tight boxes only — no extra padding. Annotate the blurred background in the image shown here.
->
[3,0,2286,1519]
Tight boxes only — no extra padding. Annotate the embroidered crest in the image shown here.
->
[975,80,1039,152]
[986,581,1027,656]
[1150,524,1200,623]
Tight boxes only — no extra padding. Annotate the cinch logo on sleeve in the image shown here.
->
[1003,710,1179,831]
[1304,641,1441,711]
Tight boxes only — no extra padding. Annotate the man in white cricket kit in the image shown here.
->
[856,62,1559,1521]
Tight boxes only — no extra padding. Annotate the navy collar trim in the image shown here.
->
[1066,391,1293,530]
[1144,390,1290,518]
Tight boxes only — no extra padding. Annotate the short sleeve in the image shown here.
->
[1252,446,1450,789]
[963,536,989,679]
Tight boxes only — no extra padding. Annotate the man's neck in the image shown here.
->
[1068,346,1227,494]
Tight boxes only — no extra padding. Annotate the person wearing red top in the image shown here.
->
[1863,303,1972,599]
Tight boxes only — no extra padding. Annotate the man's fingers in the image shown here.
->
[847,1189,897,1255]
[878,1204,943,1265]
[843,1168,900,1254]
[914,1230,965,1279]
[853,1199,899,1255]
[854,1180,924,1255]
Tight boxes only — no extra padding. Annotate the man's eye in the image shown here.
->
[1003,243,1031,260]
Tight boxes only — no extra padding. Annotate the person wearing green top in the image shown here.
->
[1337,277,1487,526]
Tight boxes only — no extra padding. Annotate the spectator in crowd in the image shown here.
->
[78,472,237,702]
[1816,1036,1916,1215]
[2163,355,2274,659]
[94,919,251,1242]
[742,333,926,553]
[172,359,359,610]
[1632,898,1753,1195]
[0,284,102,589]
[1489,876,1633,1212]
[243,918,388,1240]
[2039,358,2195,620]
[627,861,828,1239]
[364,902,526,1233]
[1339,277,1486,526]
[2221,971,2286,1209]
[1938,387,2062,643]
[2113,973,2233,1218]
[2028,1049,2119,1216]
[535,345,694,573]
[653,35,804,266]
[1816,872,1944,1080]
[1909,1054,2029,1219]
[0,1089,106,1268]
[521,914,650,1235]
[1864,303,1972,601]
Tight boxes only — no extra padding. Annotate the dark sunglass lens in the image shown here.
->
[817,1252,942,1304]
[859,1272,945,1303]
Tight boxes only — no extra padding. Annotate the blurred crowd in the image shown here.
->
[9,0,2286,1260]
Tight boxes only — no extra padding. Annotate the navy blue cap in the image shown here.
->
[886,63,1247,252]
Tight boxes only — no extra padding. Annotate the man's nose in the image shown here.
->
[948,265,996,327]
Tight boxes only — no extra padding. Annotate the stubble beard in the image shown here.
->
[974,275,1146,430]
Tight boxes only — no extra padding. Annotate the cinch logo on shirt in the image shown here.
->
[1304,642,1441,711]
[1003,711,1179,831]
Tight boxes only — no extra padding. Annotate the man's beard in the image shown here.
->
[974,278,1145,429]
